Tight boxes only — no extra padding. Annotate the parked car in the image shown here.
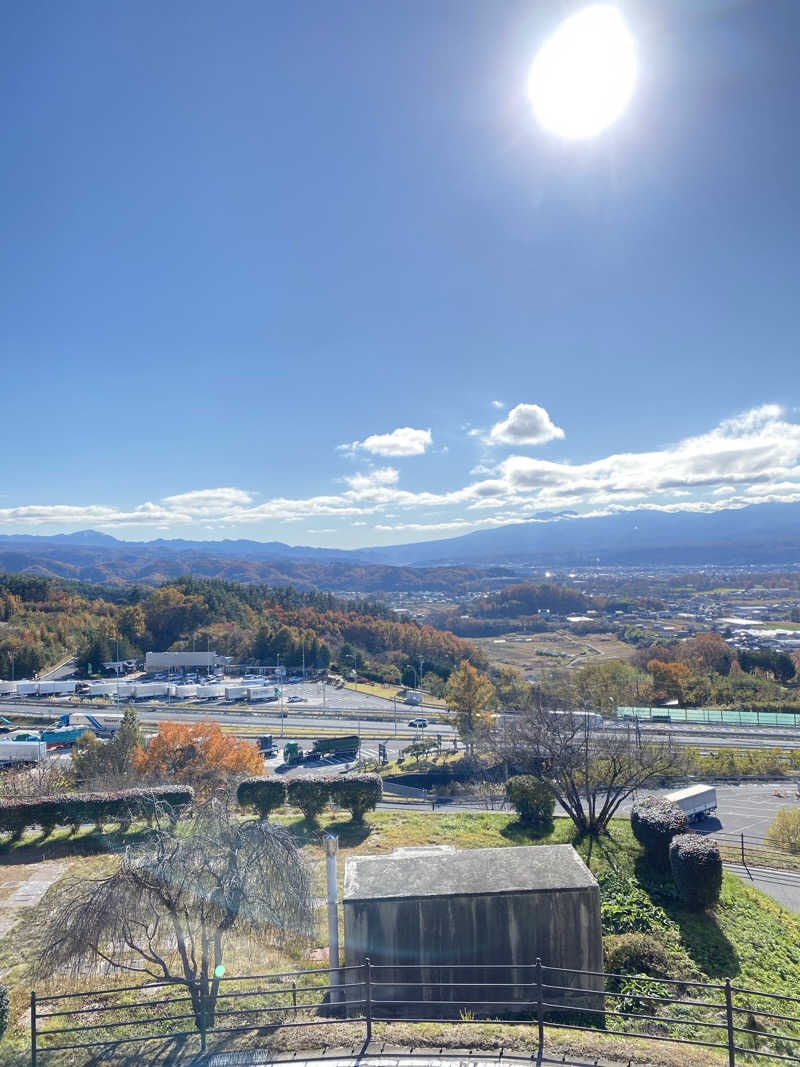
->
[408,717,428,729]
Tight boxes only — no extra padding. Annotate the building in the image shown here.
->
[343,844,603,1019]
[144,651,220,672]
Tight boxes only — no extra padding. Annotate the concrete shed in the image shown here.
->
[343,844,603,1020]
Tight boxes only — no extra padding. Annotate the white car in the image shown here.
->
[408,718,428,729]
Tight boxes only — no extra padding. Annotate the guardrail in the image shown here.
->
[30,957,800,1065]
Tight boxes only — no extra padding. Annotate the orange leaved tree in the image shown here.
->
[133,720,264,796]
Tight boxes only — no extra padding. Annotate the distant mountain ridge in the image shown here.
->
[0,500,798,585]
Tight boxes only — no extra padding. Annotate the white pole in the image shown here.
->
[324,834,341,1002]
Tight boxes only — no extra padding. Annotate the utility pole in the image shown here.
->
[324,835,341,1002]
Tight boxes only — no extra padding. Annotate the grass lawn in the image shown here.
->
[3,810,800,1065]
[344,682,448,708]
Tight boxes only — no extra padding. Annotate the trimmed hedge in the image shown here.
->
[669,833,723,910]
[631,795,688,867]
[287,779,330,822]
[505,775,555,825]
[0,981,8,1042]
[237,777,287,819]
[329,775,383,823]
[0,786,194,840]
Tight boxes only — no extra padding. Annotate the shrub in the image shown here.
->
[0,787,194,840]
[631,795,688,867]
[329,775,383,822]
[0,981,8,1042]
[598,872,670,935]
[237,777,287,819]
[614,974,670,1017]
[669,833,723,910]
[766,808,800,854]
[505,775,555,825]
[604,933,677,979]
[287,779,330,822]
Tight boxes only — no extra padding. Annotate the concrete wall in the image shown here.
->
[344,883,603,1019]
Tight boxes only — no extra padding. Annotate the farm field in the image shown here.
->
[472,628,636,675]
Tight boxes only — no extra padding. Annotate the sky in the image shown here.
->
[1,0,800,548]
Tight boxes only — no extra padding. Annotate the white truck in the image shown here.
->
[0,732,48,766]
[665,784,717,823]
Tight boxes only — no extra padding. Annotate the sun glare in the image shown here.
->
[528,4,638,140]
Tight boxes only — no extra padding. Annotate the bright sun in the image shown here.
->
[528,4,638,140]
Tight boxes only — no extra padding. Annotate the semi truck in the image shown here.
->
[282,735,360,764]
[665,784,717,823]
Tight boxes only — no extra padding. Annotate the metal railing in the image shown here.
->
[30,957,800,1065]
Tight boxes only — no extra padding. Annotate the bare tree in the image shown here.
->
[494,707,683,836]
[36,800,313,1027]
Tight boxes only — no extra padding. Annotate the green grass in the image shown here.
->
[4,810,800,1065]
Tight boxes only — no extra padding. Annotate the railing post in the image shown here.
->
[534,958,544,1063]
[196,979,207,1053]
[30,990,37,1067]
[741,832,745,868]
[724,979,736,1067]
[292,980,297,1016]
[364,957,373,1043]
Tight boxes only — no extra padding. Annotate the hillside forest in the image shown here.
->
[0,574,484,686]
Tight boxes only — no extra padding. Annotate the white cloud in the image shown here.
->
[488,403,565,446]
[491,399,506,409]
[338,427,432,457]
[343,468,400,493]
[161,488,254,515]
[3,406,800,538]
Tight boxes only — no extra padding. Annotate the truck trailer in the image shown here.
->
[0,732,48,765]
[665,784,717,823]
[311,735,359,758]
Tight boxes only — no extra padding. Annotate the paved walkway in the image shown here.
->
[203,1052,632,1067]
[0,859,69,938]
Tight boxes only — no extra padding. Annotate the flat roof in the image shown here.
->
[343,844,597,903]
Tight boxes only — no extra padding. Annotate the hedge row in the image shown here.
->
[237,777,287,819]
[631,795,688,867]
[0,786,195,840]
[237,775,383,823]
[669,833,723,910]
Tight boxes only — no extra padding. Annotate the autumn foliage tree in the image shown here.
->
[445,660,497,755]
[133,721,264,795]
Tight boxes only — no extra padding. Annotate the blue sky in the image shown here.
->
[2,0,799,547]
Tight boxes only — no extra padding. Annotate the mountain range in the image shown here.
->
[1,500,799,587]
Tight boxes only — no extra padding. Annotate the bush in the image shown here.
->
[598,872,670,935]
[287,779,330,822]
[505,775,555,825]
[237,777,287,819]
[329,775,383,822]
[0,787,194,840]
[604,933,677,979]
[631,795,688,867]
[669,833,723,910]
[0,981,8,1041]
[766,808,800,854]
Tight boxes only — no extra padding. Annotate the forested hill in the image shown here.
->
[0,537,503,593]
[0,573,483,684]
